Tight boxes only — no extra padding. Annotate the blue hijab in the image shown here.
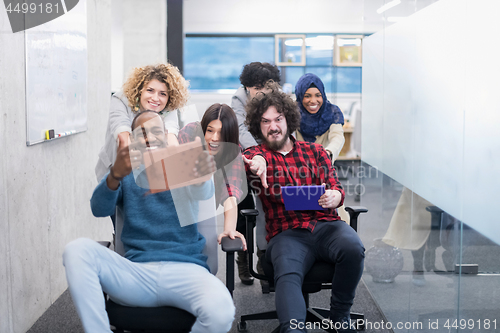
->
[295,73,344,142]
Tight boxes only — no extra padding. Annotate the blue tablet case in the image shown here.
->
[281,185,325,211]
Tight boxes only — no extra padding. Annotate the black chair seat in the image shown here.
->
[260,253,335,294]
[106,299,195,333]
[99,236,242,333]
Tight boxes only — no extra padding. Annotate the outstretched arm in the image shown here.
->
[91,135,136,217]
[325,123,345,162]
[243,155,268,189]
[217,196,247,251]
[163,109,180,146]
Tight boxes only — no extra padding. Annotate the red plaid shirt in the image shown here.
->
[244,137,345,242]
[179,122,244,207]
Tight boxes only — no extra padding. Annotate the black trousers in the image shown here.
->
[266,221,365,333]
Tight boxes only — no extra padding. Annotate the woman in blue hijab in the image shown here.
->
[295,73,345,162]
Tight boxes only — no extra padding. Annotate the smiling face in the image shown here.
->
[204,119,222,155]
[302,87,323,114]
[139,79,169,112]
[260,106,289,151]
[132,112,166,150]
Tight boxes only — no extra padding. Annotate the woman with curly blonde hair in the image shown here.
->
[96,63,189,182]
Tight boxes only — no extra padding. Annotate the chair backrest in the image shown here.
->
[114,180,219,274]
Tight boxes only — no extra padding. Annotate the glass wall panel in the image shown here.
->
[305,34,333,66]
[359,0,499,332]
[277,36,304,65]
[334,67,362,93]
[282,67,304,93]
[304,67,333,93]
[185,35,363,92]
[184,37,274,90]
[458,2,500,327]
[458,222,500,332]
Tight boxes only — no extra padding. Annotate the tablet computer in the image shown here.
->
[142,140,213,193]
[281,185,325,211]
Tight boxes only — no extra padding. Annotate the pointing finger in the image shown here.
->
[261,173,268,189]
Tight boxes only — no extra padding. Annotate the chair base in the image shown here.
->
[238,307,364,332]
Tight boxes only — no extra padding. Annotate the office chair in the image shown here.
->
[237,206,368,333]
[101,190,243,333]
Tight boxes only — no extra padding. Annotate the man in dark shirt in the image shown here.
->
[243,83,365,333]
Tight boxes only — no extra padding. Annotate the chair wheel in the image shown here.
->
[237,321,247,332]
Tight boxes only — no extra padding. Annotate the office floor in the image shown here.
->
[27,275,387,333]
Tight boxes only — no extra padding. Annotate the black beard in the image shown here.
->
[264,130,289,151]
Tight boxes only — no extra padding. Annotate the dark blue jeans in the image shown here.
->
[266,221,365,333]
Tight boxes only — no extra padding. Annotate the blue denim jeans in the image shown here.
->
[63,238,234,333]
[266,221,365,333]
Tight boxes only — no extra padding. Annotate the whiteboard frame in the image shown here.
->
[25,0,88,146]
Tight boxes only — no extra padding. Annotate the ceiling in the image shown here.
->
[183,0,440,34]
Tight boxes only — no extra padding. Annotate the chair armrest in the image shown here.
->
[97,241,112,248]
[426,206,444,213]
[345,206,368,214]
[345,206,368,232]
[240,209,258,255]
[221,237,243,252]
[240,209,259,216]
[221,237,243,298]
[239,208,268,281]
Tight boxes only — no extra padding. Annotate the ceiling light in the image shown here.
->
[376,0,401,14]
[284,38,304,47]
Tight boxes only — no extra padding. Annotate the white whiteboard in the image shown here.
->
[25,0,87,145]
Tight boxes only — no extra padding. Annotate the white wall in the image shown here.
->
[1,0,170,331]
[185,0,368,34]
[362,0,500,244]
[0,1,113,332]
[111,0,167,92]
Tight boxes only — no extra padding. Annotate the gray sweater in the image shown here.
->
[231,86,260,149]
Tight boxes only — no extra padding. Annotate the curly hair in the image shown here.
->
[245,81,301,141]
[239,62,281,88]
[123,63,189,112]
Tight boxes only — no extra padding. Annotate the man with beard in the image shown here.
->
[242,83,365,333]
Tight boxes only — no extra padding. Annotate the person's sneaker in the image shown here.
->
[236,251,254,285]
[330,313,358,333]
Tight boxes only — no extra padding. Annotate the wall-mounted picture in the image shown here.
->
[275,34,306,66]
[334,35,363,66]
